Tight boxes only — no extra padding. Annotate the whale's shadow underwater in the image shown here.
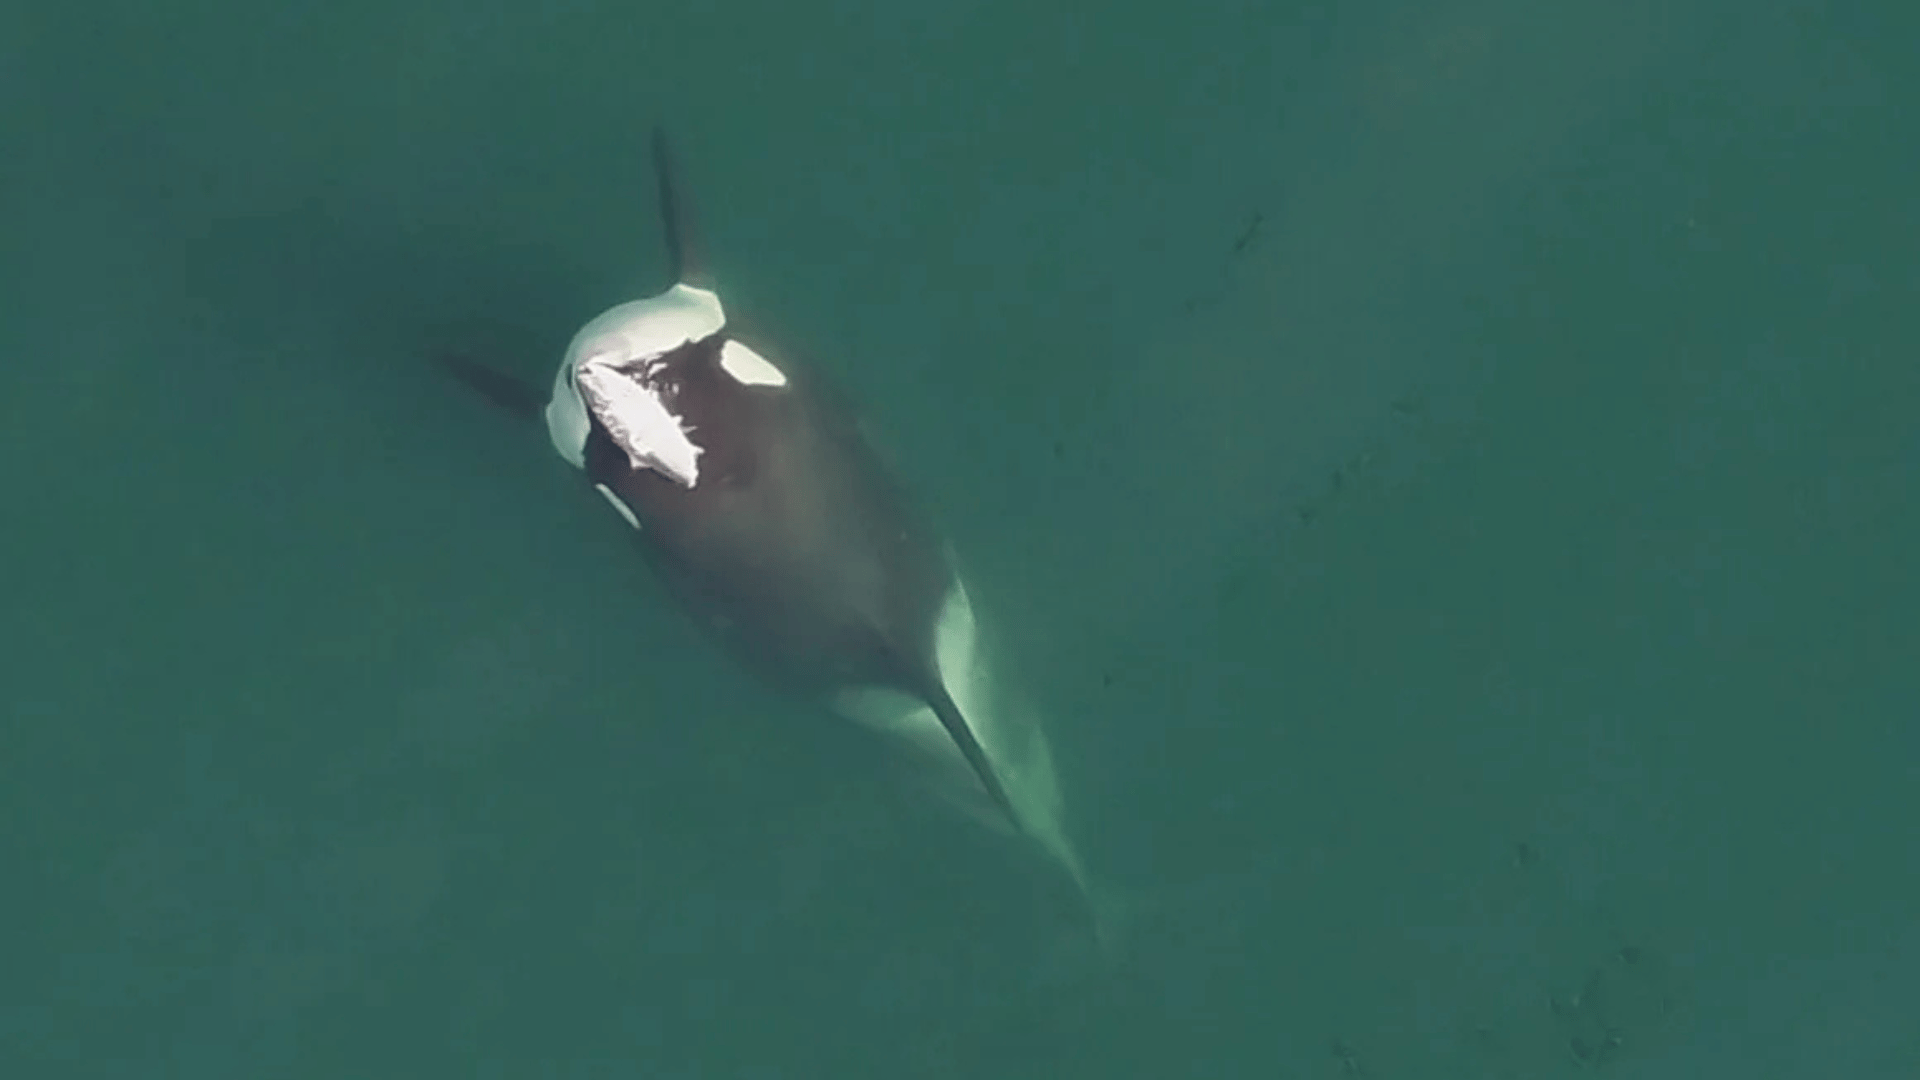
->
[440,128,1145,959]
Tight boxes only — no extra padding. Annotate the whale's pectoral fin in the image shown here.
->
[436,354,546,423]
[651,126,710,290]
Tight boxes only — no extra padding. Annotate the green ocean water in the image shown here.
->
[4,1,1915,1076]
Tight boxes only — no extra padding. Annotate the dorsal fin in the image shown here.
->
[651,126,709,289]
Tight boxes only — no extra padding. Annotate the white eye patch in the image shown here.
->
[718,340,787,387]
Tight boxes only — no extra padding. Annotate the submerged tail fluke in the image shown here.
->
[926,681,1024,834]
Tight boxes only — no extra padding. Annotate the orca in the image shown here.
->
[441,129,1106,939]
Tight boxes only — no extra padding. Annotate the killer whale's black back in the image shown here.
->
[581,130,1020,828]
